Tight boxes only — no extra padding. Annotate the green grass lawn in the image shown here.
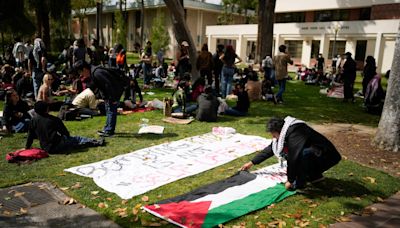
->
[1,79,398,227]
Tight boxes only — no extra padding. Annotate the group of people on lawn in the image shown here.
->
[3,39,341,191]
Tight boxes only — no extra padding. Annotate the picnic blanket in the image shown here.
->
[65,129,271,199]
[122,107,155,115]
[143,162,295,228]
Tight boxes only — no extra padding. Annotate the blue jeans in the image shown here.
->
[104,100,118,134]
[172,104,198,114]
[224,107,247,116]
[143,63,152,85]
[53,135,98,153]
[32,69,43,100]
[221,66,235,98]
[276,79,286,101]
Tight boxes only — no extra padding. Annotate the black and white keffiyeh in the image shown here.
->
[271,116,305,159]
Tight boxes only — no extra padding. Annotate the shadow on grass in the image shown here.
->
[113,132,179,139]
[300,178,371,199]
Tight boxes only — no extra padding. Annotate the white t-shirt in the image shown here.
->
[72,88,97,109]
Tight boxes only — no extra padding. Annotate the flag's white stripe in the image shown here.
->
[192,164,287,210]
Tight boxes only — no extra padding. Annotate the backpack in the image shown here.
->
[6,148,49,163]
[58,104,83,121]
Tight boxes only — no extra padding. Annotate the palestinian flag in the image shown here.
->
[143,163,295,228]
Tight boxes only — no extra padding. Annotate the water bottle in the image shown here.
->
[140,118,149,128]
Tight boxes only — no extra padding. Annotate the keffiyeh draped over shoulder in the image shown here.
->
[33,38,45,68]
[272,116,305,159]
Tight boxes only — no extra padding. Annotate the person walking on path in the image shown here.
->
[273,45,293,104]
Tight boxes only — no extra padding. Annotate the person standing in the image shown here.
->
[28,38,47,100]
[362,56,376,96]
[262,55,273,81]
[219,45,242,98]
[196,43,214,86]
[74,60,127,137]
[212,44,224,96]
[241,116,341,190]
[176,41,191,79]
[273,45,293,104]
[316,53,325,76]
[342,52,357,103]
[141,41,153,86]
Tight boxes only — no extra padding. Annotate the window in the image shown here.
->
[275,12,305,23]
[314,9,350,22]
[355,40,367,61]
[284,40,303,59]
[359,8,371,20]
[311,40,320,58]
[328,41,346,59]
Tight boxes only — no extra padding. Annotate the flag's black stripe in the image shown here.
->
[158,171,257,204]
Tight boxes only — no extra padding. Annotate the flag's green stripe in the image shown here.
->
[202,183,295,228]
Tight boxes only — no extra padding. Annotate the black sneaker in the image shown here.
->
[97,131,114,137]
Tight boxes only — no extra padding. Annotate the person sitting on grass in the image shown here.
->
[123,78,146,109]
[3,89,31,133]
[223,83,250,116]
[171,80,197,116]
[241,116,341,190]
[25,101,105,154]
[196,85,219,122]
[36,73,64,111]
[71,83,100,116]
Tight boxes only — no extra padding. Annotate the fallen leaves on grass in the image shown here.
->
[377,197,384,202]
[364,177,376,184]
[362,207,378,215]
[113,207,128,217]
[98,202,109,209]
[60,187,70,191]
[71,182,82,189]
[348,172,354,176]
[121,199,128,205]
[142,195,149,202]
[90,191,99,195]
[140,218,162,226]
[106,197,113,201]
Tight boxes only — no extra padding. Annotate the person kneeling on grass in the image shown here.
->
[241,116,341,190]
[25,101,105,153]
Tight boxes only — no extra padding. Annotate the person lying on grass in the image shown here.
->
[241,116,341,190]
[25,101,105,153]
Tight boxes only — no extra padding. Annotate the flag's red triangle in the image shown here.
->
[145,201,212,228]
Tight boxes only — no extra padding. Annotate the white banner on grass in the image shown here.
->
[65,132,271,199]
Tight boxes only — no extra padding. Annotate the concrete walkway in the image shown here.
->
[330,191,400,228]
[0,182,120,228]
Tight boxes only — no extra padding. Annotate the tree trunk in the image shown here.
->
[35,8,42,39]
[374,24,400,152]
[140,0,144,47]
[256,0,276,64]
[42,9,51,51]
[164,0,199,81]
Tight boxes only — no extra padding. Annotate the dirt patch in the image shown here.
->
[311,123,400,178]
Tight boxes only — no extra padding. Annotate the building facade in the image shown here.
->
[72,0,245,59]
[206,0,400,73]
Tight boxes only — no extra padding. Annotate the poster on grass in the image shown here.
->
[143,162,295,228]
[65,128,271,199]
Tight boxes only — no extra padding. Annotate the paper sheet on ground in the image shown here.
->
[65,130,271,199]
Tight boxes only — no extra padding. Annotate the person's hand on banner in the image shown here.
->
[240,161,254,171]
